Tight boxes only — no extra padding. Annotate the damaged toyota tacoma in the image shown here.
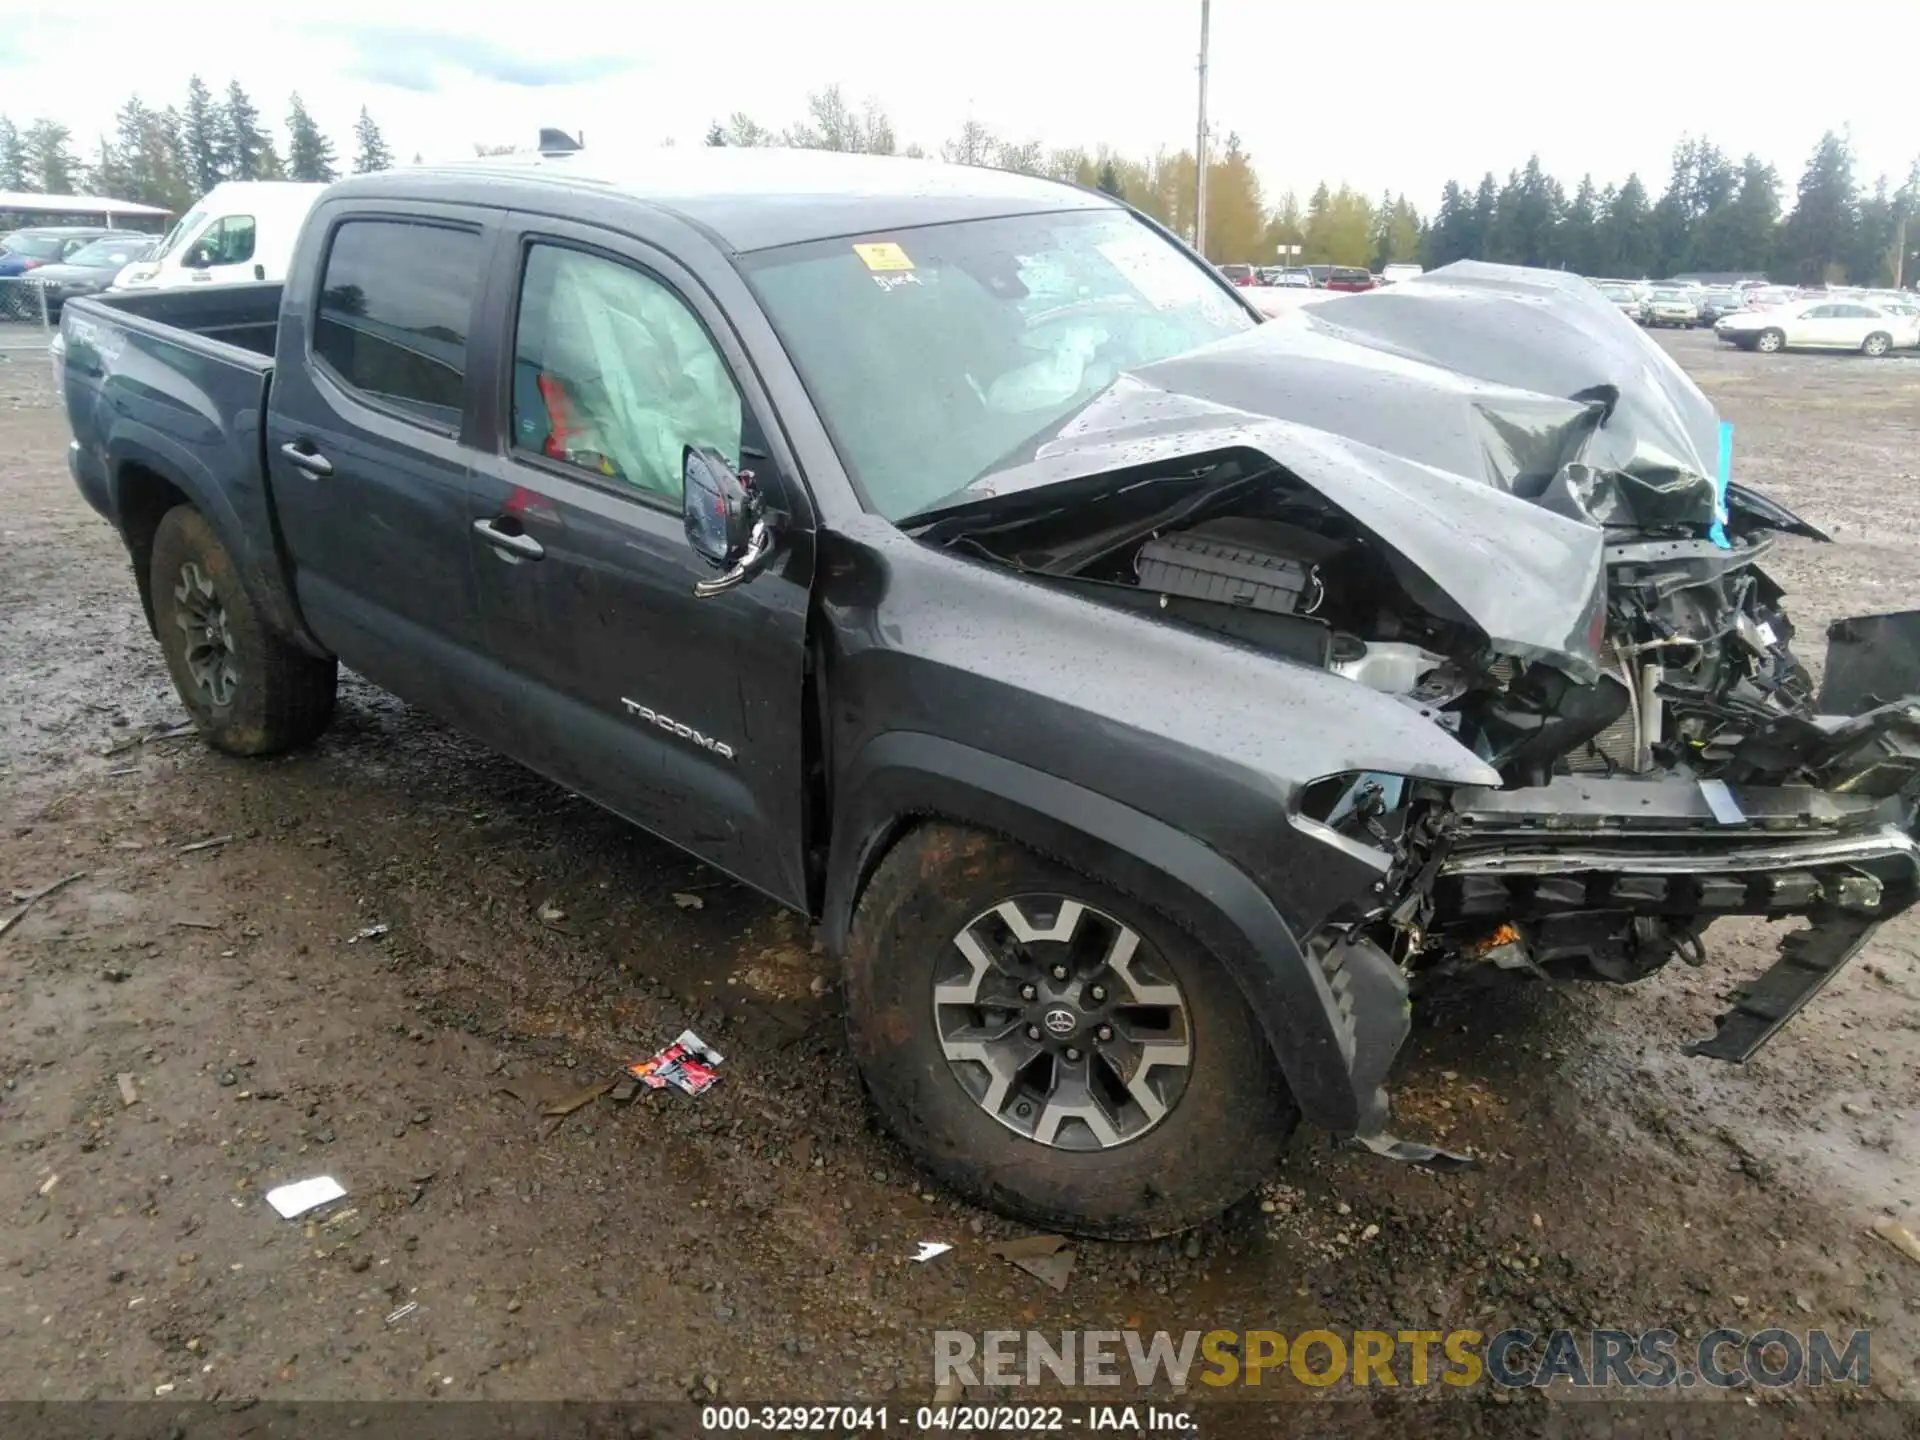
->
[55,152,1920,1237]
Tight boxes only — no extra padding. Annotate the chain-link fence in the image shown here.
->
[0,277,60,404]
[0,276,53,350]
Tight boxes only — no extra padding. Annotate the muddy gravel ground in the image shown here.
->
[2,333,1919,1428]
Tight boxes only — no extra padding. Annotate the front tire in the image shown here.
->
[844,823,1297,1238]
[1756,328,1785,353]
[149,505,337,756]
[1862,331,1892,358]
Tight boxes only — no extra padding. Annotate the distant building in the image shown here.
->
[0,191,172,231]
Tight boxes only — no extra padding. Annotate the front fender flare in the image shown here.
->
[823,729,1396,1135]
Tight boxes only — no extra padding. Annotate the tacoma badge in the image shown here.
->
[619,698,736,761]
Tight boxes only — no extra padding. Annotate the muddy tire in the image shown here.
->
[149,505,337,756]
[844,822,1296,1238]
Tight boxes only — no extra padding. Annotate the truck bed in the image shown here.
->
[84,281,283,358]
[59,283,297,651]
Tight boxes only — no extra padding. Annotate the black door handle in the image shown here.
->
[472,516,545,561]
[280,441,333,478]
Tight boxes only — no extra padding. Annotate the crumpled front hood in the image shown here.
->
[951,262,1732,680]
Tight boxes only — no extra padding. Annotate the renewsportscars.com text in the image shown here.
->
[933,1327,1870,1390]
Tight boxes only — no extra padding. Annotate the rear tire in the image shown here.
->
[149,505,337,756]
[1862,331,1892,358]
[1756,328,1785,353]
[844,822,1297,1238]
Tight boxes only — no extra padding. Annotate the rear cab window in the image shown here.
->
[311,218,485,429]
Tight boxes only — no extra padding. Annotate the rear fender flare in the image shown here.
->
[823,730,1380,1133]
[108,432,323,656]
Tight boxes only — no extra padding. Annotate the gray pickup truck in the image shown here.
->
[56,150,1920,1237]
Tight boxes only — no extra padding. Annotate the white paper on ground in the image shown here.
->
[265,1176,347,1218]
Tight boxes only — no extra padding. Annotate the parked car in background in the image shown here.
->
[0,226,119,278]
[1742,285,1799,311]
[25,235,158,318]
[1597,281,1650,325]
[1218,263,1257,287]
[112,181,324,293]
[1267,267,1314,287]
[1380,263,1423,284]
[1644,285,1702,328]
[1697,288,1747,325]
[1715,298,1920,355]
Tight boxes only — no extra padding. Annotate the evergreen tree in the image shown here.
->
[1779,131,1857,284]
[1096,160,1124,200]
[181,75,223,194]
[0,117,26,190]
[704,122,727,146]
[351,107,393,174]
[222,81,275,181]
[1468,173,1498,258]
[1424,180,1472,266]
[286,94,338,183]
[1600,174,1655,276]
[1650,138,1698,276]
[1490,155,1564,267]
[22,119,80,194]
[1561,175,1600,276]
[1849,176,1897,286]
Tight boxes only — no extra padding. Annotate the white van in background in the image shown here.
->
[112,182,325,292]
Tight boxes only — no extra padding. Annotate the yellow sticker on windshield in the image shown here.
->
[853,241,914,271]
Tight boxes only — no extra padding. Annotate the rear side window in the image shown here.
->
[313,219,484,428]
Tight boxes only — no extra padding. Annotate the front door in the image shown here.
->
[466,226,815,906]
[182,212,264,286]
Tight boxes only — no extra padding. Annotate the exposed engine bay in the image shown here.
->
[911,263,1920,1083]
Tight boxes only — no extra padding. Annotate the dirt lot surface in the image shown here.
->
[2,333,1919,1425]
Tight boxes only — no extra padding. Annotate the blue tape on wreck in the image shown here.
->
[1710,420,1732,549]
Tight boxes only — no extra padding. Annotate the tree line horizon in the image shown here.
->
[4,80,1914,287]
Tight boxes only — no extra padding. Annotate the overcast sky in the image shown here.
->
[3,0,1913,209]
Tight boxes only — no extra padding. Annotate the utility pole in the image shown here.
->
[1194,0,1210,258]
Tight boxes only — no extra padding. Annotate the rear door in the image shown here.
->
[264,204,512,735]
[464,218,816,906]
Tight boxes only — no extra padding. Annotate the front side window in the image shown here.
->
[313,219,484,428]
[511,244,743,502]
[744,208,1253,521]
[193,215,256,266]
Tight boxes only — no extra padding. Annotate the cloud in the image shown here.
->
[316,24,641,93]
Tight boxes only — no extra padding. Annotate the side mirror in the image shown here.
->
[682,446,777,598]
[184,246,212,270]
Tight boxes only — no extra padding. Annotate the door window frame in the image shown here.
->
[488,221,810,531]
[499,234,757,517]
[305,212,491,439]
